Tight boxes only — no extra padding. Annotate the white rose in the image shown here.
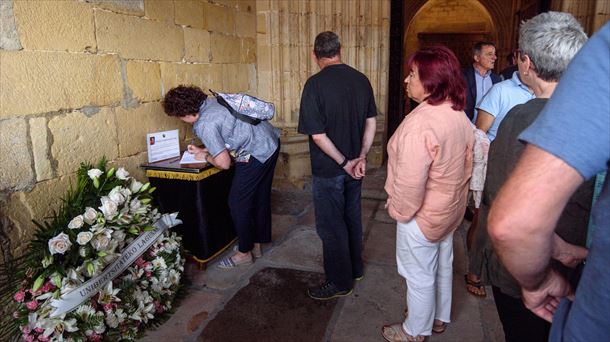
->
[92,234,110,251]
[87,168,103,180]
[48,233,72,255]
[99,196,118,220]
[130,180,143,193]
[83,207,97,225]
[108,186,126,205]
[67,215,84,229]
[76,231,93,245]
[116,167,130,180]
[112,230,126,242]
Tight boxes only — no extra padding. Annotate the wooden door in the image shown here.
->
[417,32,494,69]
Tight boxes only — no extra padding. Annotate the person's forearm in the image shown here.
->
[490,199,554,289]
[475,110,494,133]
[204,149,231,170]
[359,117,377,158]
[311,133,346,164]
[489,145,583,289]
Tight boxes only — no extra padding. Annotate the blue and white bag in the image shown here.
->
[210,89,275,125]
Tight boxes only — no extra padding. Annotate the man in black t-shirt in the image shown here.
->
[298,31,377,300]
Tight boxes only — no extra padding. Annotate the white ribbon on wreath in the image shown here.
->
[49,213,182,318]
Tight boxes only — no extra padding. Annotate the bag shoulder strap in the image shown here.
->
[209,89,261,125]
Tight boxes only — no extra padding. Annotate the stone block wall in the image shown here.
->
[0,0,256,258]
[257,0,390,186]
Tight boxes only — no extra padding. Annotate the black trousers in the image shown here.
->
[228,144,280,253]
[312,174,364,291]
[492,286,550,342]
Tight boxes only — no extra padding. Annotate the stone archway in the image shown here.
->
[386,0,519,139]
[403,0,514,67]
[406,0,495,68]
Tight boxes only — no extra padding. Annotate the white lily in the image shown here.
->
[97,281,121,305]
[40,316,78,338]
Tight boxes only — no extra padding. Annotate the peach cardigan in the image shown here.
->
[385,101,474,242]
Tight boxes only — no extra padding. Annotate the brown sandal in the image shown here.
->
[432,320,447,334]
[465,273,487,297]
[381,323,425,342]
[402,308,447,334]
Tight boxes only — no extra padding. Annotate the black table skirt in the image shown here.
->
[147,167,236,260]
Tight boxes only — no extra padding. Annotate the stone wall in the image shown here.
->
[257,0,390,187]
[0,0,256,259]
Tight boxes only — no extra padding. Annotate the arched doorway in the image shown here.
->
[386,0,523,141]
[405,0,496,69]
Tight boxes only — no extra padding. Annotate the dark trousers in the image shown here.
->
[492,286,550,342]
[312,174,364,291]
[229,144,279,253]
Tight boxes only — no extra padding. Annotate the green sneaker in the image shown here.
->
[307,281,353,300]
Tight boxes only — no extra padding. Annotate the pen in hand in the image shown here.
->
[188,137,195,154]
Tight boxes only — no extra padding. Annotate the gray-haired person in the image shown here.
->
[468,11,589,342]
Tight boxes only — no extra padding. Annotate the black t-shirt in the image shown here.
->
[297,64,377,177]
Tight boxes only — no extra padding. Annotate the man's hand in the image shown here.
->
[344,157,367,179]
[353,157,367,178]
[552,234,588,268]
[522,269,573,322]
[343,159,359,179]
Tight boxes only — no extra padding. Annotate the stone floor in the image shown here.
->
[141,167,505,342]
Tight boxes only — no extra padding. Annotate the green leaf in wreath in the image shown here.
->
[32,275,45,292]
[97,251,107,257]
[93,178,100,189]
[106,167,116,178]
[86,262,95,277]
[148,187,157,194]
[143,226,155,232]
[54,274,62,287]
[128,227,139,235]
[140,182,150,193]
[42,255,54,268]
[141,198,152,204]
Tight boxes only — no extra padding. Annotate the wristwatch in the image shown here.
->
[338,158,348,168]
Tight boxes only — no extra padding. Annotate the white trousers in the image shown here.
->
[396,219,453,337]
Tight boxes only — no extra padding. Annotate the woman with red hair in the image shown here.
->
[382,46,474,342]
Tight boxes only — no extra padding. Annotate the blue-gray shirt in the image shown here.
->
[477,71,534,141]
[194,98,280,163]
[519,22,610,341]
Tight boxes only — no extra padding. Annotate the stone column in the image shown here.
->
[256,0,390,187]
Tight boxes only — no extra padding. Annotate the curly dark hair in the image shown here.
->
[162,85,208,117]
